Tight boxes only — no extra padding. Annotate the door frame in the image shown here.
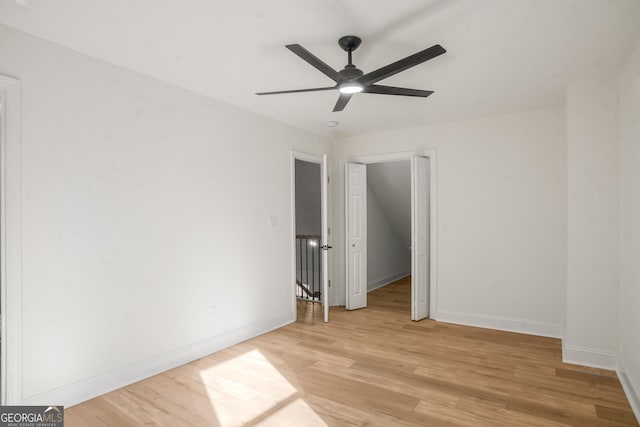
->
[0,74,23,405]
[411,156,430,321]
[290,151,329,322]
[341,149,438,318]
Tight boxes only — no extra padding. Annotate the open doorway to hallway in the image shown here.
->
[367,160,411,314]
[294,159,322,314]
[291,153,329,323]
[345,153,433,321]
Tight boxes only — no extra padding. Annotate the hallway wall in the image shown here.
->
[366,177,410,291]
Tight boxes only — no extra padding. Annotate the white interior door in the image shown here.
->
[411,156,430,320]
[321,155,329,322]
[345,163,367,310]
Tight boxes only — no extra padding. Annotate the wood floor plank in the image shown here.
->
[596,405,640,425]
[65,277,638,426]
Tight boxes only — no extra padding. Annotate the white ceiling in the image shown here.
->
[1,0,639,138]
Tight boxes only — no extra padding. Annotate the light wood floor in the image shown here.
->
[67,276,638,426]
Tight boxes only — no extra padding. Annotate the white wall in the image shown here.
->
[564,75,621,368]
[332,107,566,337]
[0,24,330,405]
[368,161,412,249]
[619,38,640,413]
[366,180,410,291]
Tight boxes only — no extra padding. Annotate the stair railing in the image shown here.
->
[295,234,322,302]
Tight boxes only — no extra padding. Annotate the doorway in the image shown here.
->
[294,159,322,303]
[291,152,329,322]
[367,160,411,312]
[344,151,436,321]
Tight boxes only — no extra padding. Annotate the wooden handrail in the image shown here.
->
[296,234,321,240]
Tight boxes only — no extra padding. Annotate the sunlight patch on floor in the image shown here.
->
[254,398,327,426]
[199,348,327,426]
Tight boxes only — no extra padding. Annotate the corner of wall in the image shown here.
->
[565,72,622,372]
[561,342,619,370]
[618,357,640,424]
[367,272,411,292]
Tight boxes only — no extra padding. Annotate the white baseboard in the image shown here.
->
[435,310,563,338]
[562,342,619,370]
[21,312,295,408]
[367,271,410,292]
[618,358,640,423]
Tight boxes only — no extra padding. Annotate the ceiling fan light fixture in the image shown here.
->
[257,36,446,111]
[338,81,364,94]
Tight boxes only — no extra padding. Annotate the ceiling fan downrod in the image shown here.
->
[337,36,364,82]
[339,35,361,67]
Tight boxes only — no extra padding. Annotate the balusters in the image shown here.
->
[295,235,322,302]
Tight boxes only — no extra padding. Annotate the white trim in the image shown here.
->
[344,162,350,310]
[289,153,297,318]
[368,272,410,292]
[348,150,422,164]
[321,154,329,323]
[437,310,563,338]
[0,88,4,406]
[291,151,323,165]
[562,342,619,370]
[428,150,438,321]
[618,358,640,424]
[21,313,294,407]
[0,74,22,405]
[346,149,438,317]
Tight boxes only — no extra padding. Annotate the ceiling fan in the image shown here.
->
[256,35,446,112]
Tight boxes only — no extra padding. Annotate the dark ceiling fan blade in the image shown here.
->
[358,44,446,86]
[255,86,336,95]
[333,93,353,112]
[363,85,434,97]
[286,44,341,83]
